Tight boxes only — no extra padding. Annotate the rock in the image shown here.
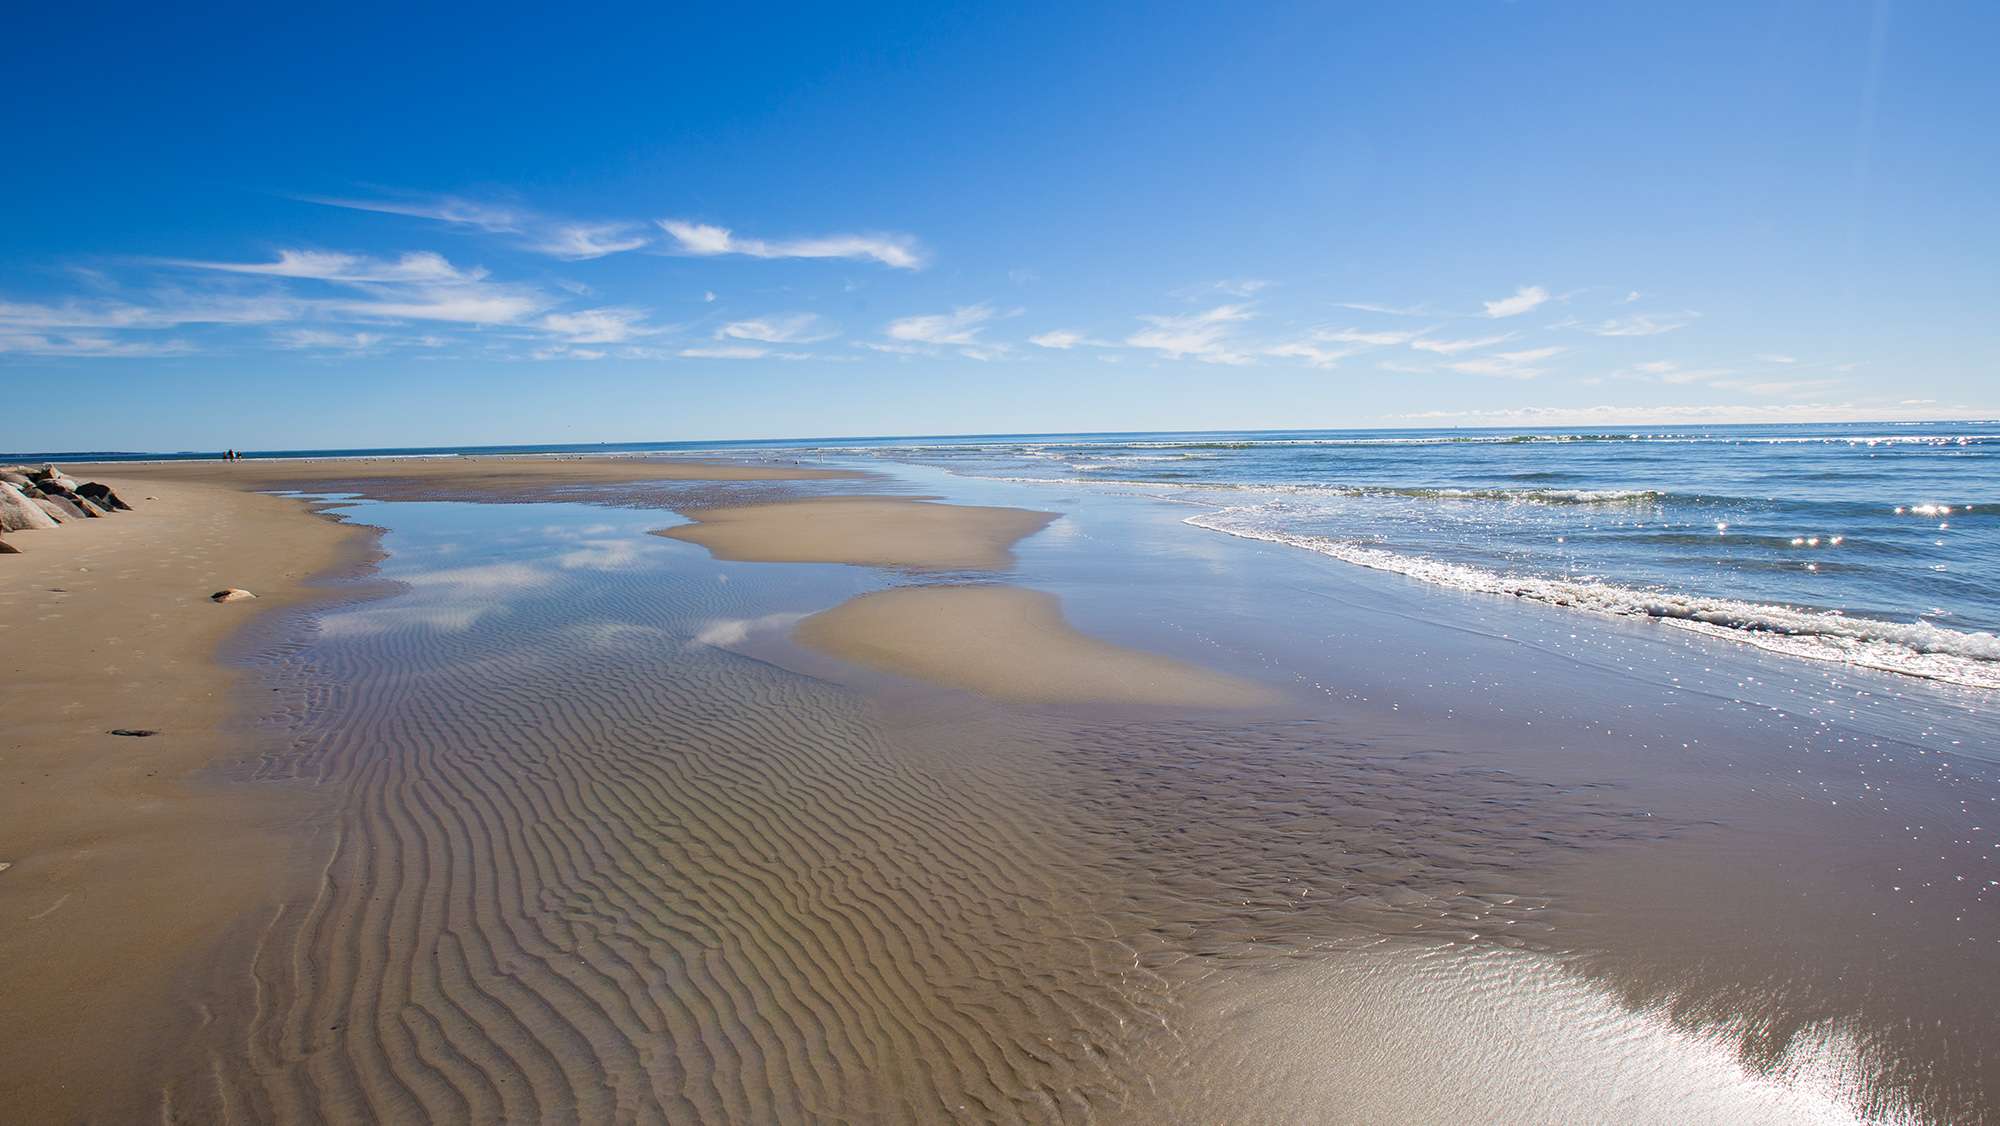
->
[30,497,71,523]
[72,495,109,517]
[75,482,133,512]
[109,729,159,737]
[41,494,91,520]
[1,472,33,488]
[33,477,77,498]
[0,483,60,532]
[0,538,19,554]
[211,588,257,603]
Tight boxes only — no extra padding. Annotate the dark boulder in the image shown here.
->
[75,482,133,511]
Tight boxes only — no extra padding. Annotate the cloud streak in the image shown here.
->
[1126,304,1254,364]
[1483,285,1550,318]
[718,313,836,344]
[659,220,923,269]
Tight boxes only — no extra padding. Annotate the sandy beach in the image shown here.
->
[2,451,1993,1123]
[0,476,367,1121]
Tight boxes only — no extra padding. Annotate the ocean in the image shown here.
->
[24,420,1999,690]
[739,422,2000,691]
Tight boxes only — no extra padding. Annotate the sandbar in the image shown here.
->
[660,495,1058,570]
[793,583,1281,707]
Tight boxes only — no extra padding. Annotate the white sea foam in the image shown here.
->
[1187,506,2000,690]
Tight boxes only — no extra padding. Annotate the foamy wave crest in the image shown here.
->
[1188,507,2000,690]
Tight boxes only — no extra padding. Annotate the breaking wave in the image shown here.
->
[1187,507,2000,691]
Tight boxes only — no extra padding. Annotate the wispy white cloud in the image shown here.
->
[271,328,385,352]
[1756,353,1799,364]
[680,344,772,359]
[1030,329,1086,349]
[1265,340,1365,368]
[1332,300,1431,316]
[0,332,194,358]
[153,248,551,328]
[659,219,923,269]
[327,283,548,325]
[1210,278,1272,297]
[718,313,836,344]
[529,223,651,260]
[1617,360,1737,386]
[0,294,299,330]
[1319,327,1425,346]
[1410,332,1516,355]
[1483,285,1550,318]
[1126,304,1254,364]
[540,306,661,343]
[165,249,476,284]
[881,304,1003,359]
[309,194,651,260]
[1265,326,1423,368]
[1445,345,1564,378]
[1582,313,1691,337]
[307,194,528,233]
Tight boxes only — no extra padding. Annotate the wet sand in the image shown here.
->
[0,456,862,1121]
[795,584,1281,707]
[5,454,1992,1122]
[659,495,1058,569]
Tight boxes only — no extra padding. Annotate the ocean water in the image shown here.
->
[725,422,1999,690]
[29,420,1997,688]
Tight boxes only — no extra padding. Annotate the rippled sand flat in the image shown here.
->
[200,509,1696,1121]
[12,460,1993,1123]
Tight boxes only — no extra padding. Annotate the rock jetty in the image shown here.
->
[0,465,141,547]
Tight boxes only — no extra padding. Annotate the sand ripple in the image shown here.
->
[185,527,1682,1123]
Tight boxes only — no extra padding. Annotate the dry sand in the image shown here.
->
[0,476,369,1121]
[794,584,1282,707]
[659,495,1058,570]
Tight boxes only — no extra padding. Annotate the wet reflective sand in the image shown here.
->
[123,474,1998,1123]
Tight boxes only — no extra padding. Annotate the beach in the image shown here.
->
[2,450,1994,1122]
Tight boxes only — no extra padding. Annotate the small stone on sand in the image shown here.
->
[211,588,257,603]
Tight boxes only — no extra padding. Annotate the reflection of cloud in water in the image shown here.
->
[557,539,647,570]
[1163,944,1916,1125]
[399,562,553,591]
[692,612,807,648]
[318,562,551,637]
[319,604,494,638]
[539,522,619,540]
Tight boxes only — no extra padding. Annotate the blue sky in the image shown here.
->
[4,2,1995,451]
